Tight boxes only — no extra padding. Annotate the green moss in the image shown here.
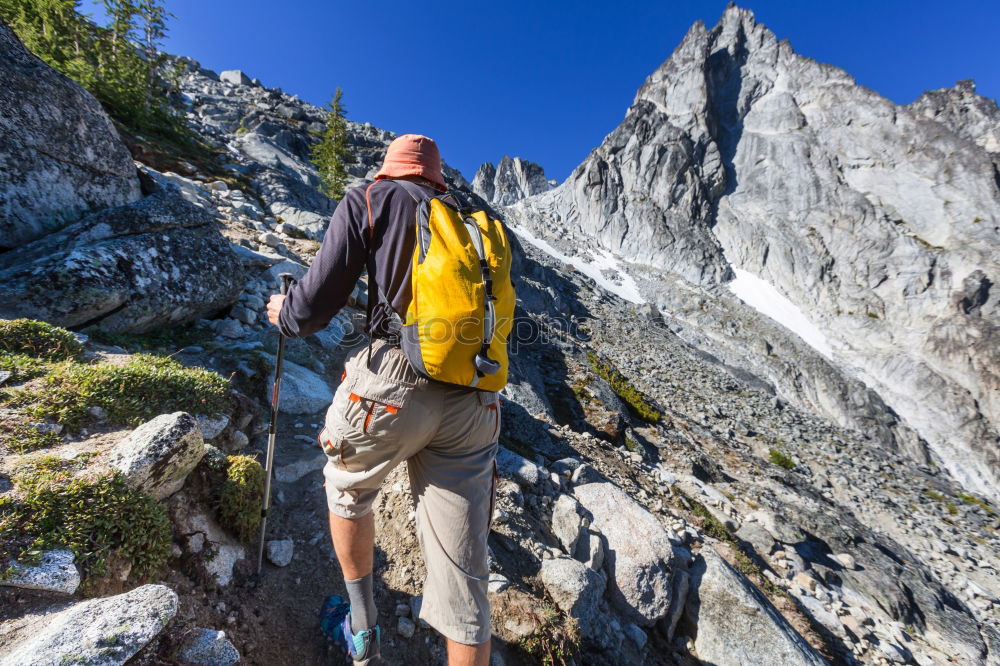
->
[866,312,880,319]
[768,448,795,470]
[923,489,945,502]
[0,471,171,594]
[586,352,660,424]
[15,354,229,431]
[946,503,958,516]
[624,434,642,454]
[0,319,83,361]
[518,603,580,666]
[218,455,264,542]
[957,492,997,516]
[0,421,62,454]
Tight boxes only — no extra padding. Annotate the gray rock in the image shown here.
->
[266,539,294,567]
[0,21,141,249]
[551,494,585,555]
[266,358,333,414]
[1,549,80,595]
[220,69,251,86]
[685,548,826,666]
[230,304,257,326]
[177,628,240,666]
[110,412,206,500]
[624,622,648,649]
[311,313,353,351]
[0,191,246,334]
[396,616,416,639]
[228,430,249,450]
[571,463,603,485]
[495,446,545,486]
[0,584,177,666]
[169,492,244,586]
[539,557,606,645]
[217,319,245,339]
[196,413,230,441]
[574,529,605,571]
[574,482,684,626]
[274,453,327,483]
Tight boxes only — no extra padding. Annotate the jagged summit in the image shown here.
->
[505,3,1000,499]
[472,155,554,206]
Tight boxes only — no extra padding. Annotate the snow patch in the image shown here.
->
[510,224,646,304]
[728,268,834,359]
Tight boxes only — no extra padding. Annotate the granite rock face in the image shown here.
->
[908,79,1000,159]
[0,584,177,666]
[509,5,1000,498]
[0,19,141,250]
[0,191,247,333]
[472,156,554,206]
[685,548,827,666]
[574,482,685,626]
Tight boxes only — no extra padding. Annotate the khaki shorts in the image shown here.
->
[319,339,500,645]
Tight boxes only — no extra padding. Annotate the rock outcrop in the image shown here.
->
[0,190,247,333]
[508,5,1000,499]
[0,19,141,250]
[0,584,177,666]
[472,155,554,206]
[685,548,827,666]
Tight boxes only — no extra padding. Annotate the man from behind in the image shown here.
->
[268,134,505,666]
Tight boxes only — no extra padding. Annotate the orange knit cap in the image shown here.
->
[375,134,447,192]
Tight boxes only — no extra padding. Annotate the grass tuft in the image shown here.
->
[586,352,660,423]
[768,448,795,470]
[518,603,581,666]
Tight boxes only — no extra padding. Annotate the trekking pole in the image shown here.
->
[256,272,294,576]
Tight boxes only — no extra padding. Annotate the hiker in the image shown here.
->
[266,134,514,666]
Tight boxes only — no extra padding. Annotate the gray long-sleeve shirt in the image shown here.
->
[277,178,438,339]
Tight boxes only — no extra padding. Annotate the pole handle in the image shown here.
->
[279,272,294,296]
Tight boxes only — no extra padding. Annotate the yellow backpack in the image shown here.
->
[365,179,515,391]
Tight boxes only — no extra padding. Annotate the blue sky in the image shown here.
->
[82,0,999,183]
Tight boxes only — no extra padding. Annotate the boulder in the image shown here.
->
[177,628,241,666]
[110,412,206,500]
[266,358,333,414]
[0,20,141,249]
[219,69,251,86]
[0,584,177,666]
[550,494,586,555]
[539,556,607,647]
[1,549,80,595]
[196,413,229,441]
[266,538,294,567]
[685,548,827,666]
[0,191,247,334]
[574,482,685,626]
[495,446,545,486]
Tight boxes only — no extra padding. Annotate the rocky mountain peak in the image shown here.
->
[472,155,554,206]
[909,78,1000,156]
[507,3,1000,499]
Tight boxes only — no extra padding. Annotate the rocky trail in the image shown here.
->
[2,4,1000,666]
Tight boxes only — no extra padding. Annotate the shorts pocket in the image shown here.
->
[341,365,416,442]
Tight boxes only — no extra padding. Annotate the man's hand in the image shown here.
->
[267,294,286,327]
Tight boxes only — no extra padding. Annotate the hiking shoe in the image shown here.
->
[319,594,350,648]
[343,612,381,664]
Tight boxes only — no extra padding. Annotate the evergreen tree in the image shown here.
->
[310,88,351,200]
[0,0,186,140]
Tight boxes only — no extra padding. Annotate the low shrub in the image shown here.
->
[0,319,83,361]
[218,455,264,542]
[768,448,795,470]
[18,354,229,430]
[0,421,62,454]
[0,470,171,594]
